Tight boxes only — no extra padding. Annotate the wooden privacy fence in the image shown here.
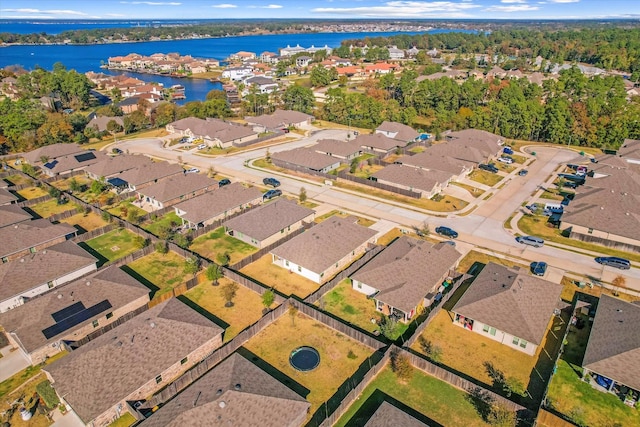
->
[536,409,578,427]
[48,207,82,222]
[336,171,422,199]
[270,158,337,181]
[222,268,287,304]
[17,194,52,207]
[72,224,118,243]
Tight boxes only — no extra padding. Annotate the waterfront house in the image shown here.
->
[222,66,254,81]
[243,76,279,94]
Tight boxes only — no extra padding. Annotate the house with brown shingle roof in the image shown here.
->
[86,115,125,133]
[0,187,18,206]
[224,199,315,249]
[174,182,263,229]
[581,295,640,397]
[372,164,453,199]
[365,401,430,427]
[136,173,218,210]
[0,204,32,228]
[313,138,362,161]
[584,165,640,195]
[396,151,474,182]
[116,161,184,191]
[351,237,461,323]
[375,121,420,144]
[0,266,150,364]
[270,215,377,284]
[244,109,314,132]
[271,147,341,174]
[166,117,258,148]
[444,129,504,158]
[355,133,403,156]
[85,154,153,181]
[23,143,86,165]
[0,241,98,313]
[138,353,310,427]
[561,187,640,252]
[0,218,77,262]
[44,298,224,427]
[619,138,640,164]
[451,263,563,356]
[41,150,108,177]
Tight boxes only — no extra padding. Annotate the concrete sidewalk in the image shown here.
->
[0,345,30,382]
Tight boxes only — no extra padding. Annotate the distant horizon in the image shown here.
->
[1,0,639,21]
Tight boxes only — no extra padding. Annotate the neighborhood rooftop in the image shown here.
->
[138,173,217,203]
[0,204,32,228]
[365,401,430,427]
[0,218,77,259]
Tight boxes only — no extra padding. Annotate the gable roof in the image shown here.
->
[0,188,18,205]
[355,133,402,151]
[174,183,263,225]
[592,154,629,169]
[168,117,256,143]
[86,115,125,132]
[85,154,153,179]
[397,152,472,175]
[584,166,640,195]
[271,147,340,171]
[139,353,310,427]
[619,139,640,160]
[244,109,313,128]
[0,218,77,258]
[313,139,362,157]
[365,401,430,427]
[224,199,314,241]
[270,216,377,274]
[137,173,217,203]
[42,150,108,175]
[0,266,149,352]
[372,164,452,193]
[444,129,503,157]
[0,241,97,303]
[375,121,419,142]
[117,161,184,187]
[23,143,85,164]
[452,263,562,345]
[351,237,461,312]
[582,295,640,391]
[0,204,32,228]
[44,298,223,424]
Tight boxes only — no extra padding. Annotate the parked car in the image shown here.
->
[112,148,123,155]
[218,178,231,187]
[503,146,514,155]
[530,261,548,276]
[263,189,282,200]
[263,177,280,187]
[435,226,458,239]
[595,257,631,270]
[518,169,528,176]
[497,156,514,164]
[185,168,199,174]
[516,235,545,248]
[479,164,499,173]
[563,181,578,189]
[197,143,207,150]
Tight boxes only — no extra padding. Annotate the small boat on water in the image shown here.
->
[169,84,186,100]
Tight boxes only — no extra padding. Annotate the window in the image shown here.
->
[588,228,593,234]
[519,340,527,348]
[489,327,496,336]
[106,312,113,319]
[92,320,99,328]
[155,375,162,384]
[297,266,302,272]
[285,261,289,267]
[47,281,54,289]
[357,282,362,289]
[512,337,520,346]
[1,257,7,263]
[30,247,36,253]
[180,357,188,365]
[483,325,490,333]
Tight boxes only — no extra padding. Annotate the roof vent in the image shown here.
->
[234,383,241,391]
[86,281,91,286]
[20,258,24,262]
[149,322,156,328]
[216,389,223,396]
[617,309,623,312]
[57,294,63,299]
[218,401,226,409]
[43,250,47,254]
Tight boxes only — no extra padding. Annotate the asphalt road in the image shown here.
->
[114,132,640,289]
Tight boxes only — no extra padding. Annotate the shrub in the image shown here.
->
[36,380,60,408]
[390,349,413,382]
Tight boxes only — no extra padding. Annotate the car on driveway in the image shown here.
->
[479,164,499,173]
[497,156,513,164]
[595,257,631,270]
[530,261,548,276]
[263,189,282,200]
[185,168,199,174]
[516,235,544,248]
[435,226,458,239]
[503,146,514,155]
[218,178,231,187]
[519,169,528,176]
[263,177,280,187]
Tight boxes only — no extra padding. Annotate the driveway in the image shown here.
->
[51,408,86,427]
[0,345,30,382]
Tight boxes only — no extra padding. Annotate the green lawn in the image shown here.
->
[127,251,192,298]
[2,174,33,186]
[143,211,181,237]
[107,412,136,427]
[105,200,147,221]
[85,228,145,262]
[469,169,503,187]
[335,365,490,427]
[189,226,258,264]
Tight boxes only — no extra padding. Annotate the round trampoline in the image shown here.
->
[289,346,320,371]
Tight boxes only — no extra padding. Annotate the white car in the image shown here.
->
[197,144,207,150]
[185,168,199,174]
[497,156,513,164]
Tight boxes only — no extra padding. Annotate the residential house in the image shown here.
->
[0,188,18,206]
[260,51,279,64]
[0,241,98,313]
[336,66,365,78]
[243,76,279,94]
[313,139,362,161]
[581,295,640,400]
[355,133,403,156]
[117,97,140,114]
[0,266,150,364]
[396,151,474,182]
[0,219,77,262]
[229,51,256,61]
[166,117,258,148]
[280,44,307,56]
[619,139,640,164]
[406,46,420,58]
[44,298,224,427]
[417,70,466,82]
[41,150,108,178]
[23,143,85,166]
[86,115,125,133]
[221,66,254,81]
[85,154,153,181]
[486,66,507,80]
[224,199,315,249]
[270,216,377,284]
[136,173,218,210]
[0,205,32,228]
[584,164,640,195]
[139,353,310,427]
[372,164,453,199]
[295,56,313,68]
[388,46,405,60]
[116,162,184,192]
[351,237,461,323]
[375,121,420,144]
[271,147,341,174]
[451,263,563,356]
[364,63,398,75]
[244,109,314,133]
[365,401,429,427]
[306,44,331,55]
[444,129,504,158]
[173,182,262,229]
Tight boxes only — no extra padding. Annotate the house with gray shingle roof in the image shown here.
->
[23,143,86,165]
[0,240,98,313]
[375,121,420,144]
[244,109,314,132]
[582,295,640,398]
[451,263,563,356]
[139,353,310,427]
[355,133,404,156]
[86,115,125,133]
[397,151,474,181]
[365,401,430,427]
[166,117,258,148]
[44,298,224,427]
[313,138,362,161]
[41,150,108,177]
[0,266,150,364]
[619,138,640,164]
[351,237,461,323]
[243,76,279,94]
[271,147,341,174]
[0,187,18,206]
[174,182,263,228]
[271,215,377,284]
[0,218,77,262]
[372,164,453,199]
[136,173,218,210]
[116,161,184,191]
[224,199,315,249]
[444,129,504,158]
[0,204,32,228]
[85,154,153,181]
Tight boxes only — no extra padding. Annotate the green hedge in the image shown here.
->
[36,380,60,408]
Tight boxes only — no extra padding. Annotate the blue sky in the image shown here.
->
[0,0,638,20]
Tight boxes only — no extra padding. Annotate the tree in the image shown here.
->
[216,251,231,266]
[155,240,168,254]
[48,186,61,199]
[611,275,626,296]
[379,316,400,340]
[283,85,315,114]
[106,119,123,134]
[183,256,201,276]
[417,336,442,362]
[262,289,275,312]
[205,263,223,286]
[487,403,517,427]
[265,148,271,163]
[69,178,82,193]
[101,211,112,223]
[222,281,239,307]
[299,187,307,203]
[126,209,140,224]
[90,179,106,195]
[390,349,413,382]
[288,301,299,326]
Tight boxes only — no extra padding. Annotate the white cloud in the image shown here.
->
[263,4,283,8]
[548,0,579,3]
[211,3,237,8]
[501,0,526,3]
[0,8,88,16]
[119,1,181,5]
[485,4,539,12]
[312,1,481,18]
[104,13,126,17]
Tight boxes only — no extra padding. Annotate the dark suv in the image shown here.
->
[479,164,499,173]
[263,189,282,200]
[263,177,280,187]
[595,257,631,270]
[435,226,458,239]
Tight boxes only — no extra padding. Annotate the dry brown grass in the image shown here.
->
[30,199,79,218]
[243,312,375,414]
[559,276,638,303]
[240,254,319,298]
[457,250,529,275]
[17,186,48,200]
[51,175,93,191]
[314,210,376,227]
[59,211,108,231]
